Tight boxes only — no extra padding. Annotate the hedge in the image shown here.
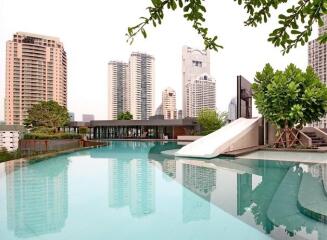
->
[24,133,82,140]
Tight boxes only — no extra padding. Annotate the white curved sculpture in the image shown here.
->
[175,117,261,158]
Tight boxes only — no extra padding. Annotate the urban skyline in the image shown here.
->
[0,0,309,121]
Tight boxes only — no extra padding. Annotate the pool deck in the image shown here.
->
[237,149,327,164]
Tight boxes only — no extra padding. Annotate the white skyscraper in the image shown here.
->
[308,15,327,128]
[107,53,155,120]
[108,61,129,120]
[182,46,213,117]
[185,73,216,117]
[162,87,177,119]
[129,52,155,120]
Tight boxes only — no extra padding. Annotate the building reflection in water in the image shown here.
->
[309,163,327,187]
[107,141,155,217]
[5,158,69,237]
[148,141,327,239]
[162,160,177,180]
[182,163,216,223]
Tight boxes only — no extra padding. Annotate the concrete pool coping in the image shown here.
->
[237,149,327,164]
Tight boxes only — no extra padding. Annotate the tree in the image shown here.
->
[197,109,227,135]
[252,63,327,147]
[24,101,70,133]
[117,111,133,120]
[127,0,327,54]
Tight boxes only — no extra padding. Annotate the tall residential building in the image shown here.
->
[5,32,67,125]
[108,61,129,120]
[182,46,211,117]
[185,73,216,117]
[129,52,155,120]
[162,87,177,119]
[308,15,327,128]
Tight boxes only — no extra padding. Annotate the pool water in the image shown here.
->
[0,141,326,240]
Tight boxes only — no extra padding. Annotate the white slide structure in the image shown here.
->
[175,117,261,158]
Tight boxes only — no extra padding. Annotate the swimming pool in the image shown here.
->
[0,141,326,240]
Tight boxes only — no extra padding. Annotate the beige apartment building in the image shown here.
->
[129,52,155,120]
[162,87,177,119]
[308,16,327,128]
[5,32,67,125]
[185,73,216,117]
[182,46,211,117]
[108,61,129,120]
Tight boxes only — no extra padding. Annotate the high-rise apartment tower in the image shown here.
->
[182,46,213,117]
[108,61,129,120]
[185,73,216,117]
[162,87,177,119]
[5,32,67,125]
[108,53,155,120]
[308,16,327,128]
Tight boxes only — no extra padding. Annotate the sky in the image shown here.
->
[0,0,316,121]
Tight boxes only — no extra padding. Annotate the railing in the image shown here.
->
[19,139,81,156]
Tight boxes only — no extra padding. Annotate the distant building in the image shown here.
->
[0,125,24,151]
[308,15,327,128]
[108,61,129,120]
[107,53,155,120]
[5,32,67,125]
[155,104,163,116]
[82,114,94,122]
[182,46,211,118]
[68,112,75,122]
[162,87,177,119]
[178,110,183,119]
[129,52,155,120]
[185,73,216,117]
[228,97,237,122]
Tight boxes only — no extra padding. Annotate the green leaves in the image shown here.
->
[197,109,227,135]
[128,0,326,53]
[240,0,327,54]
[117,111,133,120]
[24,100,70,132]
[253,64,327,130]
[126,0,222,51]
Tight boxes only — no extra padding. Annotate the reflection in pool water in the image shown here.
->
[0,141,326,240]
[4,158,69,238]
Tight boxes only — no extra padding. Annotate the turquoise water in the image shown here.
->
[0,141,326,240]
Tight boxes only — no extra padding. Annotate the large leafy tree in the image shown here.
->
[127,0,327,54]
[252,63,327,147]
[117,111,133,120]
[24,101,70,132]
[197,109,227,135]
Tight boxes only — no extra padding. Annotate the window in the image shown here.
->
[192,60,202,67]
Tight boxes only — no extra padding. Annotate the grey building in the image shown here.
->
[108,61,129,120]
